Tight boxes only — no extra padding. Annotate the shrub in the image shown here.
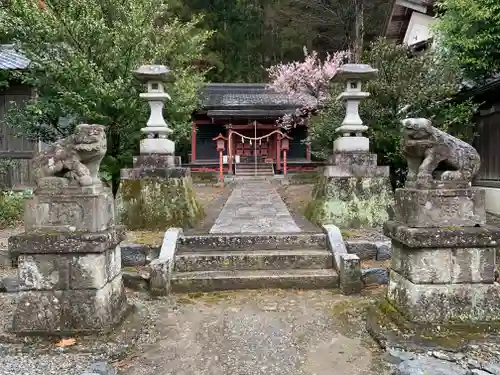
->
[0,190,31,228]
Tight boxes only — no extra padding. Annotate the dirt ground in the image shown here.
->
[192,185,229,209]
[117,288,393,375]
[277,184,315,216]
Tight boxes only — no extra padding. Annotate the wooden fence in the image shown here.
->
[474,106,500,186]
[0,83,38,190]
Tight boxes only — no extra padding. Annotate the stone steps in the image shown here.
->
[171,268,339,293]
[174,249,333,272]
[172,233,337,292]
[236,171,274,176]
[235,163,274,176]
[177,233,327,251]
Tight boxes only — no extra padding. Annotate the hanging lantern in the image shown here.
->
[281,137,290,151]
[259,139,262,145]
[242,136,244,143]
[212,133,227,152]
[250,139,252,145]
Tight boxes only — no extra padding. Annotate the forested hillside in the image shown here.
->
[173,0,392,82]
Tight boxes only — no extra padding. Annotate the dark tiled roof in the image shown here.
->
[198,83,313,118]
[0,45,30,70]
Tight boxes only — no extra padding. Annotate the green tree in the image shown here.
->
[0,0,212,188]
[176,0,303,82]
[309,39,479,187]
[434,0,500,80]
[275,0,391,61]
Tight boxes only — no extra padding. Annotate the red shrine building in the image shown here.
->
[189,83,321,175]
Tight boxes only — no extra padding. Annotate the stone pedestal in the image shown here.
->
[8,183,128,335]
[116,155,204,230]
[24,182,115,232]
[306,152,393,228]
[385,187,500,323]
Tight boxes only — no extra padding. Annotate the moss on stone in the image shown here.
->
[115,176,205,231]
[341,230,355,239]
[126,231,164,246]
[305,175,394,229]
[372,297,500,349]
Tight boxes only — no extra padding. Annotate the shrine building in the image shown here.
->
[189,83,322,175]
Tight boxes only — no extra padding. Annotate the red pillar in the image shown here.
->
[283,150,287,177]
[191,122,197,162]
[276,135,281,172]
[219,150,224,185]
[228,129,233,175]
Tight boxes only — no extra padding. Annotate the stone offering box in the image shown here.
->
[8,182,128,335]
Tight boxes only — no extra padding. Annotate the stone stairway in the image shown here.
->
[235,162,274,176]
[171,233,339,292]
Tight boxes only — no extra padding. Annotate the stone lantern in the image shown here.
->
[115,64,204,233]
[332,64,378,153]
[304,63,394,230]
[134,64,174,156]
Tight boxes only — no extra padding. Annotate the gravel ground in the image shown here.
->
[116,289,394,375]
[0,352,107,375]
[0,288,394,375]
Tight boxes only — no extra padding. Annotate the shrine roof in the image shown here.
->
[196,83,314,119]
[0,45,30,70]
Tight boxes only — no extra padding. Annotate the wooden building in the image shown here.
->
[0,45,39,189]
[384,0,436,47]
[459,77,500,215]
[190,83,321,175]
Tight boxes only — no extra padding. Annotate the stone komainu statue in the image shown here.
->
[32,124,107,187]
[401,118,480,185]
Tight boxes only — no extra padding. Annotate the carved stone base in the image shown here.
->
[12,274,128,334]
[24,183,115,232]
[116,167,204,230]
[306,152,393,228]
[9,228,128,334]
[325,152,389,178]
[133,154,175,169]
[388,270,500,323]
[394,188,486,228]
[384,221,500,323]
[305,175,393,228]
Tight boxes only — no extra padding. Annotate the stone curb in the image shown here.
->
[384,348,500,375]
[322,224,362,294]
[120,243,161,266]
[148,228,182,296]
[361,267,389,285]
[345,239,392,260]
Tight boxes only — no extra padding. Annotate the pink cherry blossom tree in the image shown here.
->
[266,47,348,129]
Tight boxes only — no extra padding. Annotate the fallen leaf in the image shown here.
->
[55,338,76,347]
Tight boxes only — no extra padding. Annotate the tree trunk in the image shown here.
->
[352,0,364,63]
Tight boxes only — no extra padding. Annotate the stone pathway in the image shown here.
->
[210,181,301,234]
